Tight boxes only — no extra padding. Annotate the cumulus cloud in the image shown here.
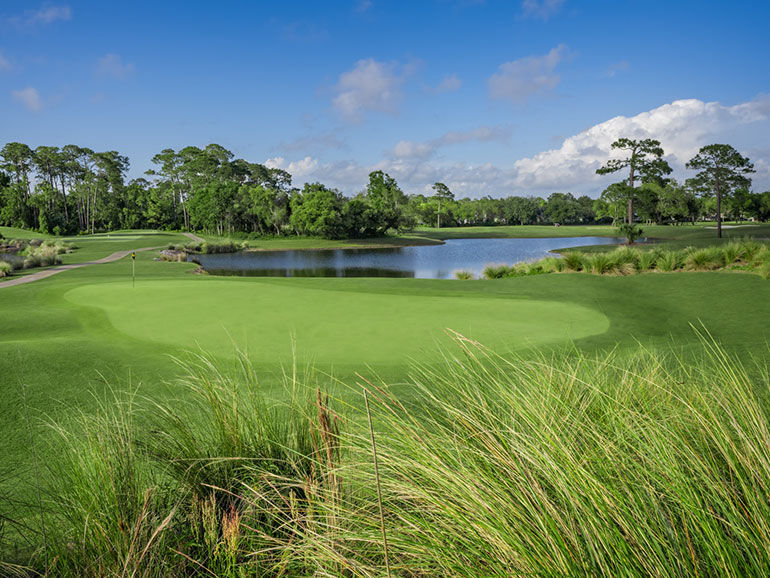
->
[488,45,567,104]
[513,96,770,192]
[265,156,319,179]
[7,4,71,27]
[429,74,462,94]
[521,0,566,20]
[96,54,135,80]
[266,97,770,198]
[332,58,404,122]
[11,86,42,112]
[389,125,512,160]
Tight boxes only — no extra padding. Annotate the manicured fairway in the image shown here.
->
[64,278,609,364]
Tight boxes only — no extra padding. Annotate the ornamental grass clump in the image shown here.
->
[454,270,475,280]
[685,247,725,271]
[482,264,510,279]
[583,252,616,275]
[635,249,657,271]
[657,250,684,272]
[0,261,11,277]
[317,332,770,577]
[44,388,177,577]
[561,251,584,271]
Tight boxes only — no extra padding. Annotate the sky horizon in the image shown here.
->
[1,0,769,198]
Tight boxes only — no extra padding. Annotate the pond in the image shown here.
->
[191,237,623,279]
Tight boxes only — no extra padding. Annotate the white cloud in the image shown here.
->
[265,156,319,179]
[11,86,42,112]
[429,74,462,94]
[7,4,71,27]
[488,45,567,104]
[332,58,404,122]
[0,51,11,71]
[513,96,770,192]
[390,125,512,160]
[265,97,770,198]
[521,0,566,20]
[96,54,135,80]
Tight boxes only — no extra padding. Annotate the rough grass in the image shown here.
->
[483,239,770,280]
[15,334,770,576]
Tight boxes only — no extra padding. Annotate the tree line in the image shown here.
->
[1,141,767,239]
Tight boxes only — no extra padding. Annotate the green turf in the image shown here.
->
[0,226,53,240]
[3,224,770,553]
[64,278,609,364]
[196,232,442,250]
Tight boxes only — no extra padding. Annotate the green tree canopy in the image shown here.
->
[596,138,672,224]
[686,144,754,238]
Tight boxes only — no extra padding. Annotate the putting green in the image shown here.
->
[65,279,609,364]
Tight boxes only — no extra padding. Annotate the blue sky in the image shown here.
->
[1,0,769,197]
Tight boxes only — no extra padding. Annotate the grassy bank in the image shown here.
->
[7,335,770,576]
[480,239,770,280]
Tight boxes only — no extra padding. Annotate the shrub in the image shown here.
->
[482,264,511,279]
[722,242,743,265]
[454,270,475,280]
[616,223,644,244]
[539,256,564,273]
[583,252,616,275]
[636,250,657,272]
[611,246,639,266]
[685,247,724,271]
[561,251,584,271]
[0,261,11,278]
[657,250,683,272]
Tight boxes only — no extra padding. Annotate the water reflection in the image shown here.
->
[193,237,622,279]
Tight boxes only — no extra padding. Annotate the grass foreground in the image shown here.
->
[3,224,770,574]
[6,334,770,577]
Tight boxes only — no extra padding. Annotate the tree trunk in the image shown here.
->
[627,165,635,224]
[716,187,722,239]
[437,199,441,229]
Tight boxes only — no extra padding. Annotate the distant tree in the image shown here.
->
[728,187,752,223]
[290,183,346,238]
[596,182,631,225]
[431,182,454,228]
[364,171,408,234]
[502,196,541,225]
[686,144,754,238]
[596,138,672,225]
[544,192,580,224]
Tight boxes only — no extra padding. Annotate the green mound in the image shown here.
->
[65,279,609,364]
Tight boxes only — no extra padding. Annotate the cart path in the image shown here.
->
[0,245,165,289]
[183,232,205,243]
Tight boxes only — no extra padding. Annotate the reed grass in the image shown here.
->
[22,333,770,576]
[482,239,770,280]
[304,332,770,577]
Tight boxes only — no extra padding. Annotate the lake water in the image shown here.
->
[191,237,622,279]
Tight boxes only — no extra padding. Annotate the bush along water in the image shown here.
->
[0,239,74,273]
[482,239,770,279]
[12,332,770,576]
